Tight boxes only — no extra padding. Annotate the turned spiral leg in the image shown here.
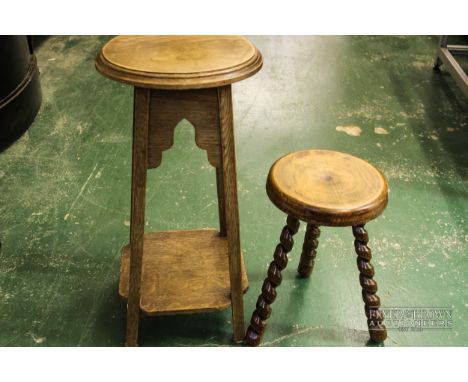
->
[244,215,300,346]
[298,224,320,277]
[352,224,387,343]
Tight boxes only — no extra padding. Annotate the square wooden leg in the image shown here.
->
[216,166,227,237]
[218,85,245,342]
[125,87,150,347]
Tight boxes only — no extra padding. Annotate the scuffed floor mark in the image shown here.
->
[0,292,14,302]
[336,125,362,137]
[64,163,99,220]
[80,195,126,216]
[76,123,86,135]
[374,160,466,185]
[261,325,322,346]
[260,325,370,346]
[6,131,30,156]
[98,133,128,144]
[52,115,68,135]
[26,332,46,344]
[374,127,389,135]
[95,170,102,179]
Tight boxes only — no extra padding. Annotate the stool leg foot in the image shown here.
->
[352,225,387,343]
[298,224,320,278]
[244,215,300,346]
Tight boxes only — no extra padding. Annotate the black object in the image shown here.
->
[0,35,42,151]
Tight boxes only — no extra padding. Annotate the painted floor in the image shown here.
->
[0,36,467,347]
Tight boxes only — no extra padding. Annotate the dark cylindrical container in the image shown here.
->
[0,36,42,151]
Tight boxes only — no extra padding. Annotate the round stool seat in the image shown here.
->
[266,150,388,226]
[95,35,263,89]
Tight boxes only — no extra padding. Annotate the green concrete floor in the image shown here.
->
[0,36,467,347]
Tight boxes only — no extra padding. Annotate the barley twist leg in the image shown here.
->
[353,224,387,343]
[297,224,320,277]
[244,215,300,346]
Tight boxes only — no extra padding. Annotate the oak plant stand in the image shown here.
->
[95,36,262,346]
[244,150,389,346]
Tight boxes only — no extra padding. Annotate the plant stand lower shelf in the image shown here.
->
[118,229,249,315]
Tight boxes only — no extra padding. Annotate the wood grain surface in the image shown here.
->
[266,150,388,226]
[147,88,221,168]
[119,229,249,315]
[95,35,263,89]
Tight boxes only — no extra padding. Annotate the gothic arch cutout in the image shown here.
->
[147,88,221,169]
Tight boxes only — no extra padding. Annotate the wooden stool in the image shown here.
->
[95,36,262,346]
[244,149,389,346]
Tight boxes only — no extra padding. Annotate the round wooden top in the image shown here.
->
[95,35,263,89]
[266,150,388,226]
